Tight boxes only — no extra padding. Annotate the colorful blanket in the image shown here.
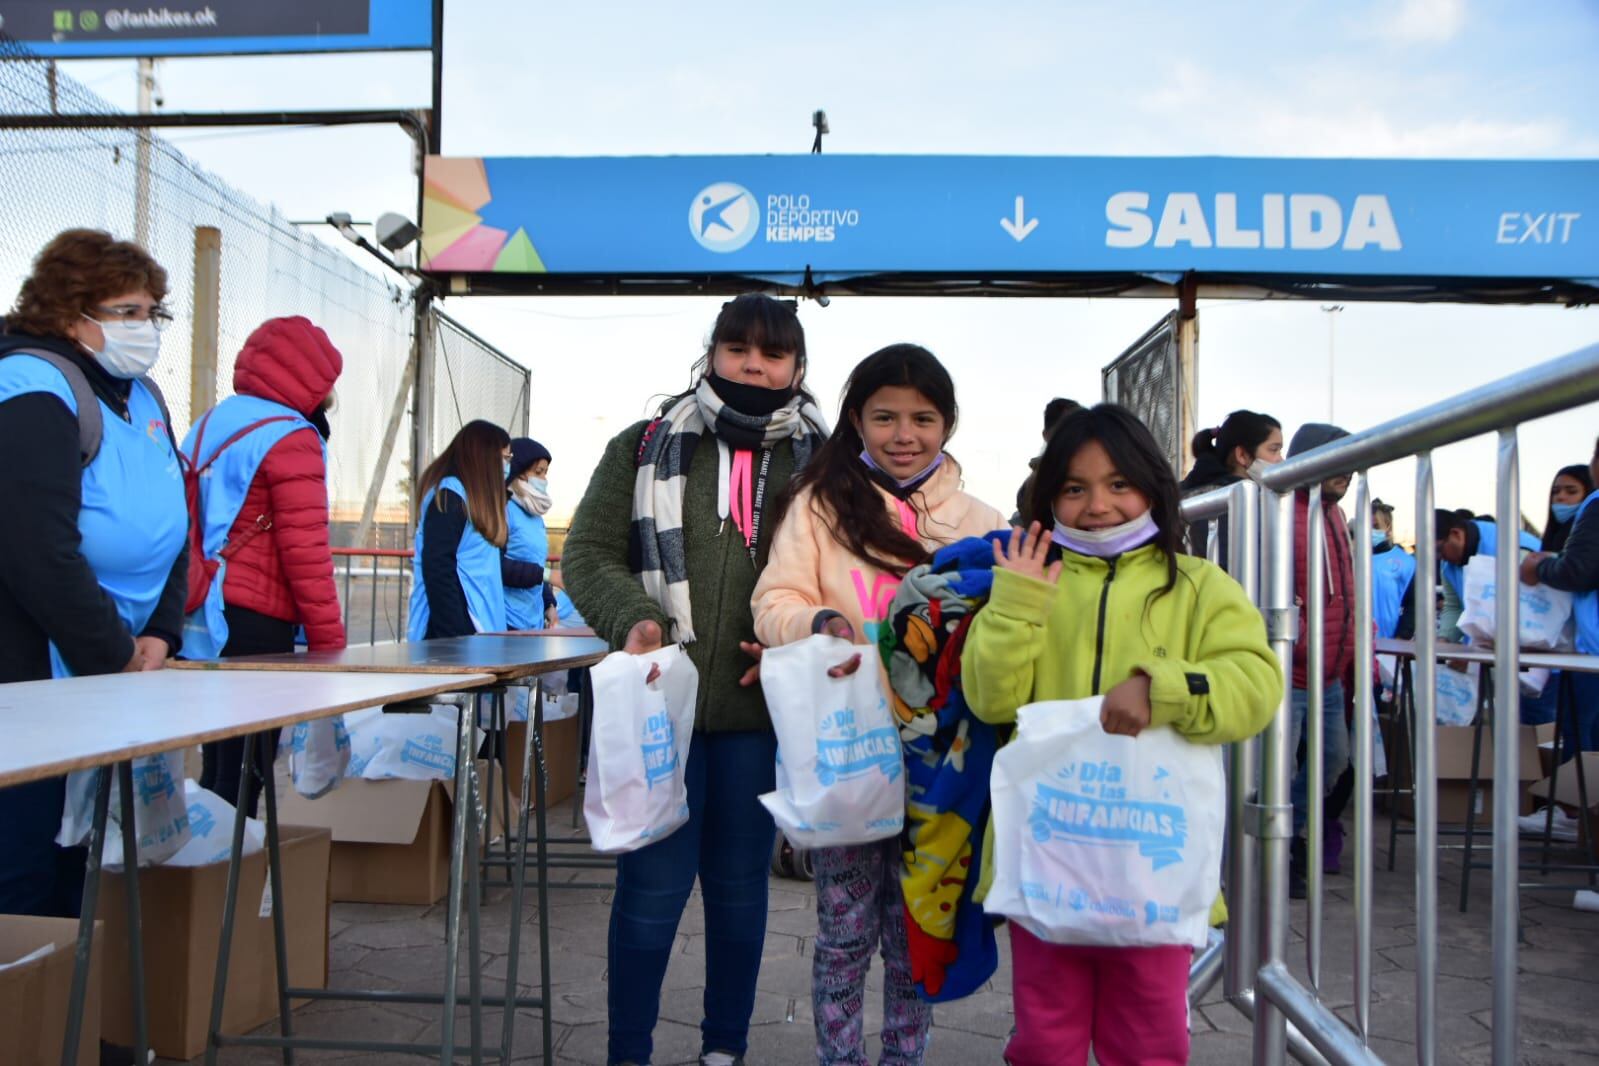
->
[878,532,1012,1002]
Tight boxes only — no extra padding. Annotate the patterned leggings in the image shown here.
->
[812,838,933,1065]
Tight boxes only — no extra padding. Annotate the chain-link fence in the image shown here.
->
[1102,311,1183,474]
[431,306,530,454]
[0,39,415,543]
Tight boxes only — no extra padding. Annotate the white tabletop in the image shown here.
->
[1375,637,1599,675]
[0,669,494,788]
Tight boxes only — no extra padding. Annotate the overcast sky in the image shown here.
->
[57,0,1599,539]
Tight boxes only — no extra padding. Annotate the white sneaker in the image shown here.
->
[1518,808,1580,842]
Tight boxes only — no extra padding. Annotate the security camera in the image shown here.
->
[375,212,419,252]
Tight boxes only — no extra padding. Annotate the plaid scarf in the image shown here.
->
[630,377,828,644]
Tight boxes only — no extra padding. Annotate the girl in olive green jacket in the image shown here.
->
[963,404,1281,1066]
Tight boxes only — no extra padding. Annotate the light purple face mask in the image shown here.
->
[859,449,945,489]
[1050,511,1159,557]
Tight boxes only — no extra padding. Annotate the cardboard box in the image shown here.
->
[277,761,502,906]
[0,916,101,1066]
[506,714,580,815]
[1400,722,1553,824]
[96,824,330,1061]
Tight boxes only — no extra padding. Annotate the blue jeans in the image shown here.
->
[608,729,777,1065]
[1521,670,1560,727]
[1291,680,1349,835]
[1559,671,1599,761]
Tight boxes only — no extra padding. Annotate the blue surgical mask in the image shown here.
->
[503,459,512,480]
[1371,529,1389,548]
[1553,502,1579,524]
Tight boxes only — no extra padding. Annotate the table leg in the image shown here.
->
[61,766,111,1066]
[500,677,539,1064]
[260,749,297,1064]
[440,698,476,1066]
[480,690,495,905]
[116,762,150,1066]
[205,733,259,1066]
[573,669,591,831]
[534,690,554,1065]
[466,756,485,1066]
[499,687,513,885]
[1460,666,1491,912]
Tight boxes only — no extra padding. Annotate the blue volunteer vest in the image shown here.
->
[1572,491,1599,655]
[1372,545,1417,639]
[0,356,187,678]
[504,498,550,631]
[1442,518,1542,598]
[549,587,585,627]
[179,395,318,660]
[409,476,507,640]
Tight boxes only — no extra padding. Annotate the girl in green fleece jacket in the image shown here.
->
[962,404,1281,1066]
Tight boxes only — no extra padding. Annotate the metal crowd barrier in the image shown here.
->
[1180,341,1599,1066]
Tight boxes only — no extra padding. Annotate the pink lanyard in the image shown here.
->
[893,498,918,537]
[730,448,755,548]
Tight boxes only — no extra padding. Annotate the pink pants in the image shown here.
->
[1005,924,1192,1066]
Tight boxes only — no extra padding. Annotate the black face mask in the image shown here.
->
[308,406,332,441]
[707,371,795,417]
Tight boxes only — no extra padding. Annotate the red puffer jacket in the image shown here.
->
[1292,489,1355,689]
[219,317,346,651]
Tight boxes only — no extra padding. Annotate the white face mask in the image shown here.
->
[81,315,161,379]
[1245,458,1274,483]
[1050,510,1160,558]
[513,477,553,517]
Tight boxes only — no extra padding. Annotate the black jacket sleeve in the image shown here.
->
[420,488,476,638]
[542,583,557,612]
[500,553,545,590]
[1396,572,1417,642]
[0,393,136,676]
[1537,508,1599,593]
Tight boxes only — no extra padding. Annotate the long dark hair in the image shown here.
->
[1543,463,1596,552]
[1030,403,1185,601]
[775,343,958,576]
[661,293,816,412]
[1192,409,1280,475]
[417,419,512,548]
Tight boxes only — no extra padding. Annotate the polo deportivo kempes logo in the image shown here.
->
[689,182,760,253]
[815,703,901,786]
[641,710,679,790]
[1028,761,1188,870]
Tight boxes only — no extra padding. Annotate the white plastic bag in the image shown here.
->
[1435,665,1479,726]
[57,750,191,867]
[1520,667,1552,698]
[343,705,472,782]
[1459,555,1574,650]
[280,715,351,798]
[583,646,698,853]
[165,780,265,867]
[757,635,905,848]
[985,699,1225,949]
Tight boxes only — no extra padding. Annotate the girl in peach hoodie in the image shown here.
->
[752,343,1004,1066]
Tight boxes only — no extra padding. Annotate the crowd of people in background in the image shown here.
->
[0,227,1594,1066]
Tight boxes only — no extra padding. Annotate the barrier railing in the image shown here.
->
[1183,341,1599,1066]
[332,548,412,646]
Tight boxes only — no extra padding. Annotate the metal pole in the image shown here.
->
[1177,279,1200,479]
[353,355,416,550]
[1413,452,1439,1066]
[117,762,150,1064]
[1491,430,1521,1064]
[260,753,297,1064]
[1305,485,1326,992]
[1253,487,1297,1066]
[1351,475,1374,1041]
[134,58,155,247]
[439,698,475,1065]
[501,680,539,1063]
[204,734,257,1066]
[62,768,112,1066]
[411,289,437,535]
[429,0,445,154]
[188,226,222,426]
[1225,479,1260,1002]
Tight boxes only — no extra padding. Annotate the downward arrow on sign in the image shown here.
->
[1000,196,1039,241]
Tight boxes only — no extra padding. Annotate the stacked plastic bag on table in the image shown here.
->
[985,698,1225,949]
[1459,555,1574,651]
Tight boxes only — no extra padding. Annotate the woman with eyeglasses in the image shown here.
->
[0,231,188,924]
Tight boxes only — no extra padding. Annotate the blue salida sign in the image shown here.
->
[421,154,1599,283]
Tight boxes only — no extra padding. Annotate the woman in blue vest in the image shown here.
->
[0,230,188,925]
[1524,437,1599,756]
[1542,464,1596,554]
[504,436,559,630]
[410,419,513,640]
[1371,500,1417,641]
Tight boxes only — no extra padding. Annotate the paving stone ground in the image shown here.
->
[182,801,1599,1065]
